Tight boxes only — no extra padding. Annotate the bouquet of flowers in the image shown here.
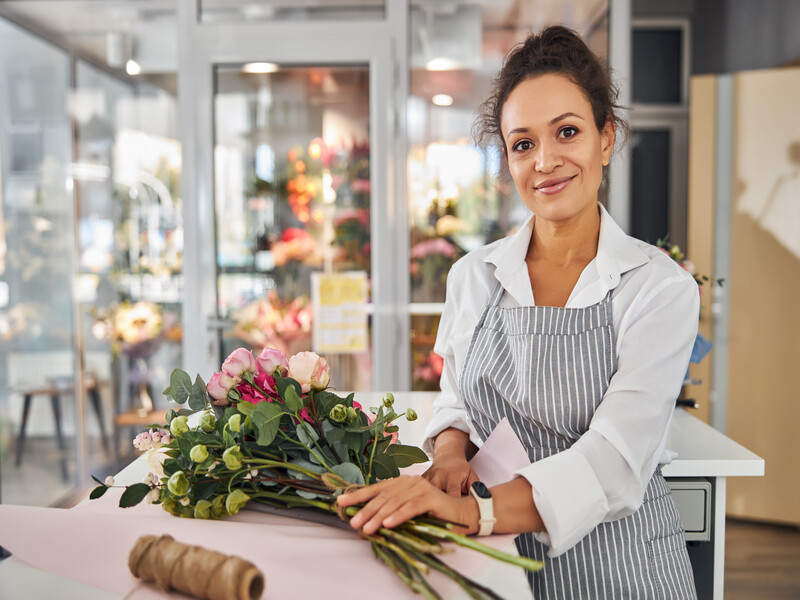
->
[233,291,312,355]
[91,301,172,359]
[410,237,461,302]
[656,237,725,290]
[91,347,542,598]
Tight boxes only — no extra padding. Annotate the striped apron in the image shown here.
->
[460,283,697,599]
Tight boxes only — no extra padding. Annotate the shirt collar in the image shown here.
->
[484,203,650,307]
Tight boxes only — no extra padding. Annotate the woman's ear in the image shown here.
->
[600,120,615,167]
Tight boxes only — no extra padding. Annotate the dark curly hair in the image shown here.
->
[474,26,629,154]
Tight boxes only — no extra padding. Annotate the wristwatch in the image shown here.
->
[469,481,496,536]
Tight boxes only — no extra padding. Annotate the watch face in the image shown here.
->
[472,481,491,499]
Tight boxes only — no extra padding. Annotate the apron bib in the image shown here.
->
[460,283,697,599]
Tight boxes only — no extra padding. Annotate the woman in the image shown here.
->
[339,26,698,598]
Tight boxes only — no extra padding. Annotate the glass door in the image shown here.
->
[213,64,372,390]
[178,3,401,391]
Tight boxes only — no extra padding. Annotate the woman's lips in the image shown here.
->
[535,175,576,195]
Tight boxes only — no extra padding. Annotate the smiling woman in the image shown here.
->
[339,26,701,599]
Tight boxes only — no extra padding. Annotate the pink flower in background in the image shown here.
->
[221,348,258,378]
[298,407,314,424]
[288,351,330,393]
[410,238,456,259]
[256,347,289,376]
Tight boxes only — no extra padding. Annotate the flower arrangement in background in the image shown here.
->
[410,237,461,302]
[271,227,317,268]
[413,350,444,392]
[91,346,542,597]
[92,301,174,358]
[285,144,325,224]
[233,290,312,356]
[331,208,371,271]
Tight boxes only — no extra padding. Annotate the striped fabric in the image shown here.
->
[460,283,697,599]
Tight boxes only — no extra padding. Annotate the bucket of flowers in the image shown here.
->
[91,347,542,598]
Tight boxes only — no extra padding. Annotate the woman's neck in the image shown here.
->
[527,202,601,267]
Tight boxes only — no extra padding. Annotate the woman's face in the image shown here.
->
[500,73,614,224]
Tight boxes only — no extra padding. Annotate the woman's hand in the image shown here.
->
[336,475,479,536]
[422,454,479,497]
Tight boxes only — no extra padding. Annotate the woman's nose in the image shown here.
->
[534,141,561,172]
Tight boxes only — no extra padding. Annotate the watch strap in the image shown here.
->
[469,482,496,536]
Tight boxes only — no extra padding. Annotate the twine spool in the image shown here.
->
[129,534,264,600]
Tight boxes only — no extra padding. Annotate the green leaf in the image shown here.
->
[119,483,153,508]
[193,480,221,501]
[237,401,256,416]
[163,459,181,476]
[250,402,285,446]
[195,433,222,446]
[188,375,208,411]
[284,385,303,413]
[313,391,342,420]
[325,426,346,444]
[177,436,193,459]
[296,423,319,447]
[169,369,193,405]
[331,462,365,485]
[162,386,171,396]
[344,431,365,453]
[89,485,108,499]
[277,378,302,402]
[371,453,400,480]
[386,444,430,468]
[165,409,178,424]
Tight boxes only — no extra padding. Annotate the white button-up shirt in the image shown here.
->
[422,204,699,556]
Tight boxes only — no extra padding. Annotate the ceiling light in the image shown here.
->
[432,94,453,107]
[425,58,461,71]
[243,62,279,74]
[125,60,142,76]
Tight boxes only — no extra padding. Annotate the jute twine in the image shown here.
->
[321,472,363,521]
[128,534,264,600]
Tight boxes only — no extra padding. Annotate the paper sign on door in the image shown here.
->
[311,271,368,354]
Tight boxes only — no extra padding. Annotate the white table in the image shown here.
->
[0,392,763,600]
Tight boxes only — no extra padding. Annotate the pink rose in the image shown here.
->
[207,371,241,405]
[288,351,330,393]
[238,372,278,404]
[256,347,289,377]
[221,348,258,378]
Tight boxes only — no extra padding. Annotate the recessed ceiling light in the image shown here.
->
[426,58,460,71]
[432,94,454,107]
[125,59,142,76]
[243,62,279,74]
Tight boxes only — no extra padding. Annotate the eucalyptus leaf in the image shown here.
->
[325,426,346,444]
[169,369,193,405]
[296,423,319,447]
[119,483,153,508]
[250,402,284,446]
[188,375,209,411]
[284,385,303,413]
[331,462,365,485]
[162,385,172,396]
[89,485,108,499]
[386,444,430,468]
[165,409,178,424]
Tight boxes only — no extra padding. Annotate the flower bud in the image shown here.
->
[167,471,190,497]
[179,497,191,507]
[225,489,250,516]
[211,495,227,519]
[190,444,209,463]
[406,408,418,422]
[160,497,179,515]
[199,412,216,433]
[222,446,244,471]
[382,392,395,408]
[346,407,358,422]
[169,415,189,438]
[228,413,242,432]
[104,476,115,487]
[194,499,212,520]
[329,404,347,423]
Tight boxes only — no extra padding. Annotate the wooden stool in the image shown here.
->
[12,375,109,482]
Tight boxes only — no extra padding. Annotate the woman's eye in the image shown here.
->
[513,140,533,152]
[558,126,578,139]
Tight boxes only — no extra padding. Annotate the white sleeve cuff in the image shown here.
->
[515,450,609,557]
[421,408,474,455]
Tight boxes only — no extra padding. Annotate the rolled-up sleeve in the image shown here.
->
[514,272,699,556]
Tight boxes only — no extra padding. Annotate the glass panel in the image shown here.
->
[407,1,609,390]
[214,64,371,391]
[633,29,682,104]
[631,129,670,244]
[201,0,385,23]
[74,63,183,466]
[0,18,77,505]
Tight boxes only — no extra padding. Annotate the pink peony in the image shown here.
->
[238,371,278,404]
[288,351,330,393]
[256,347,289,377]
[221,348,258,378]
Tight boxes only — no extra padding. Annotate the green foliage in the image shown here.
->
[119,483,152,508]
